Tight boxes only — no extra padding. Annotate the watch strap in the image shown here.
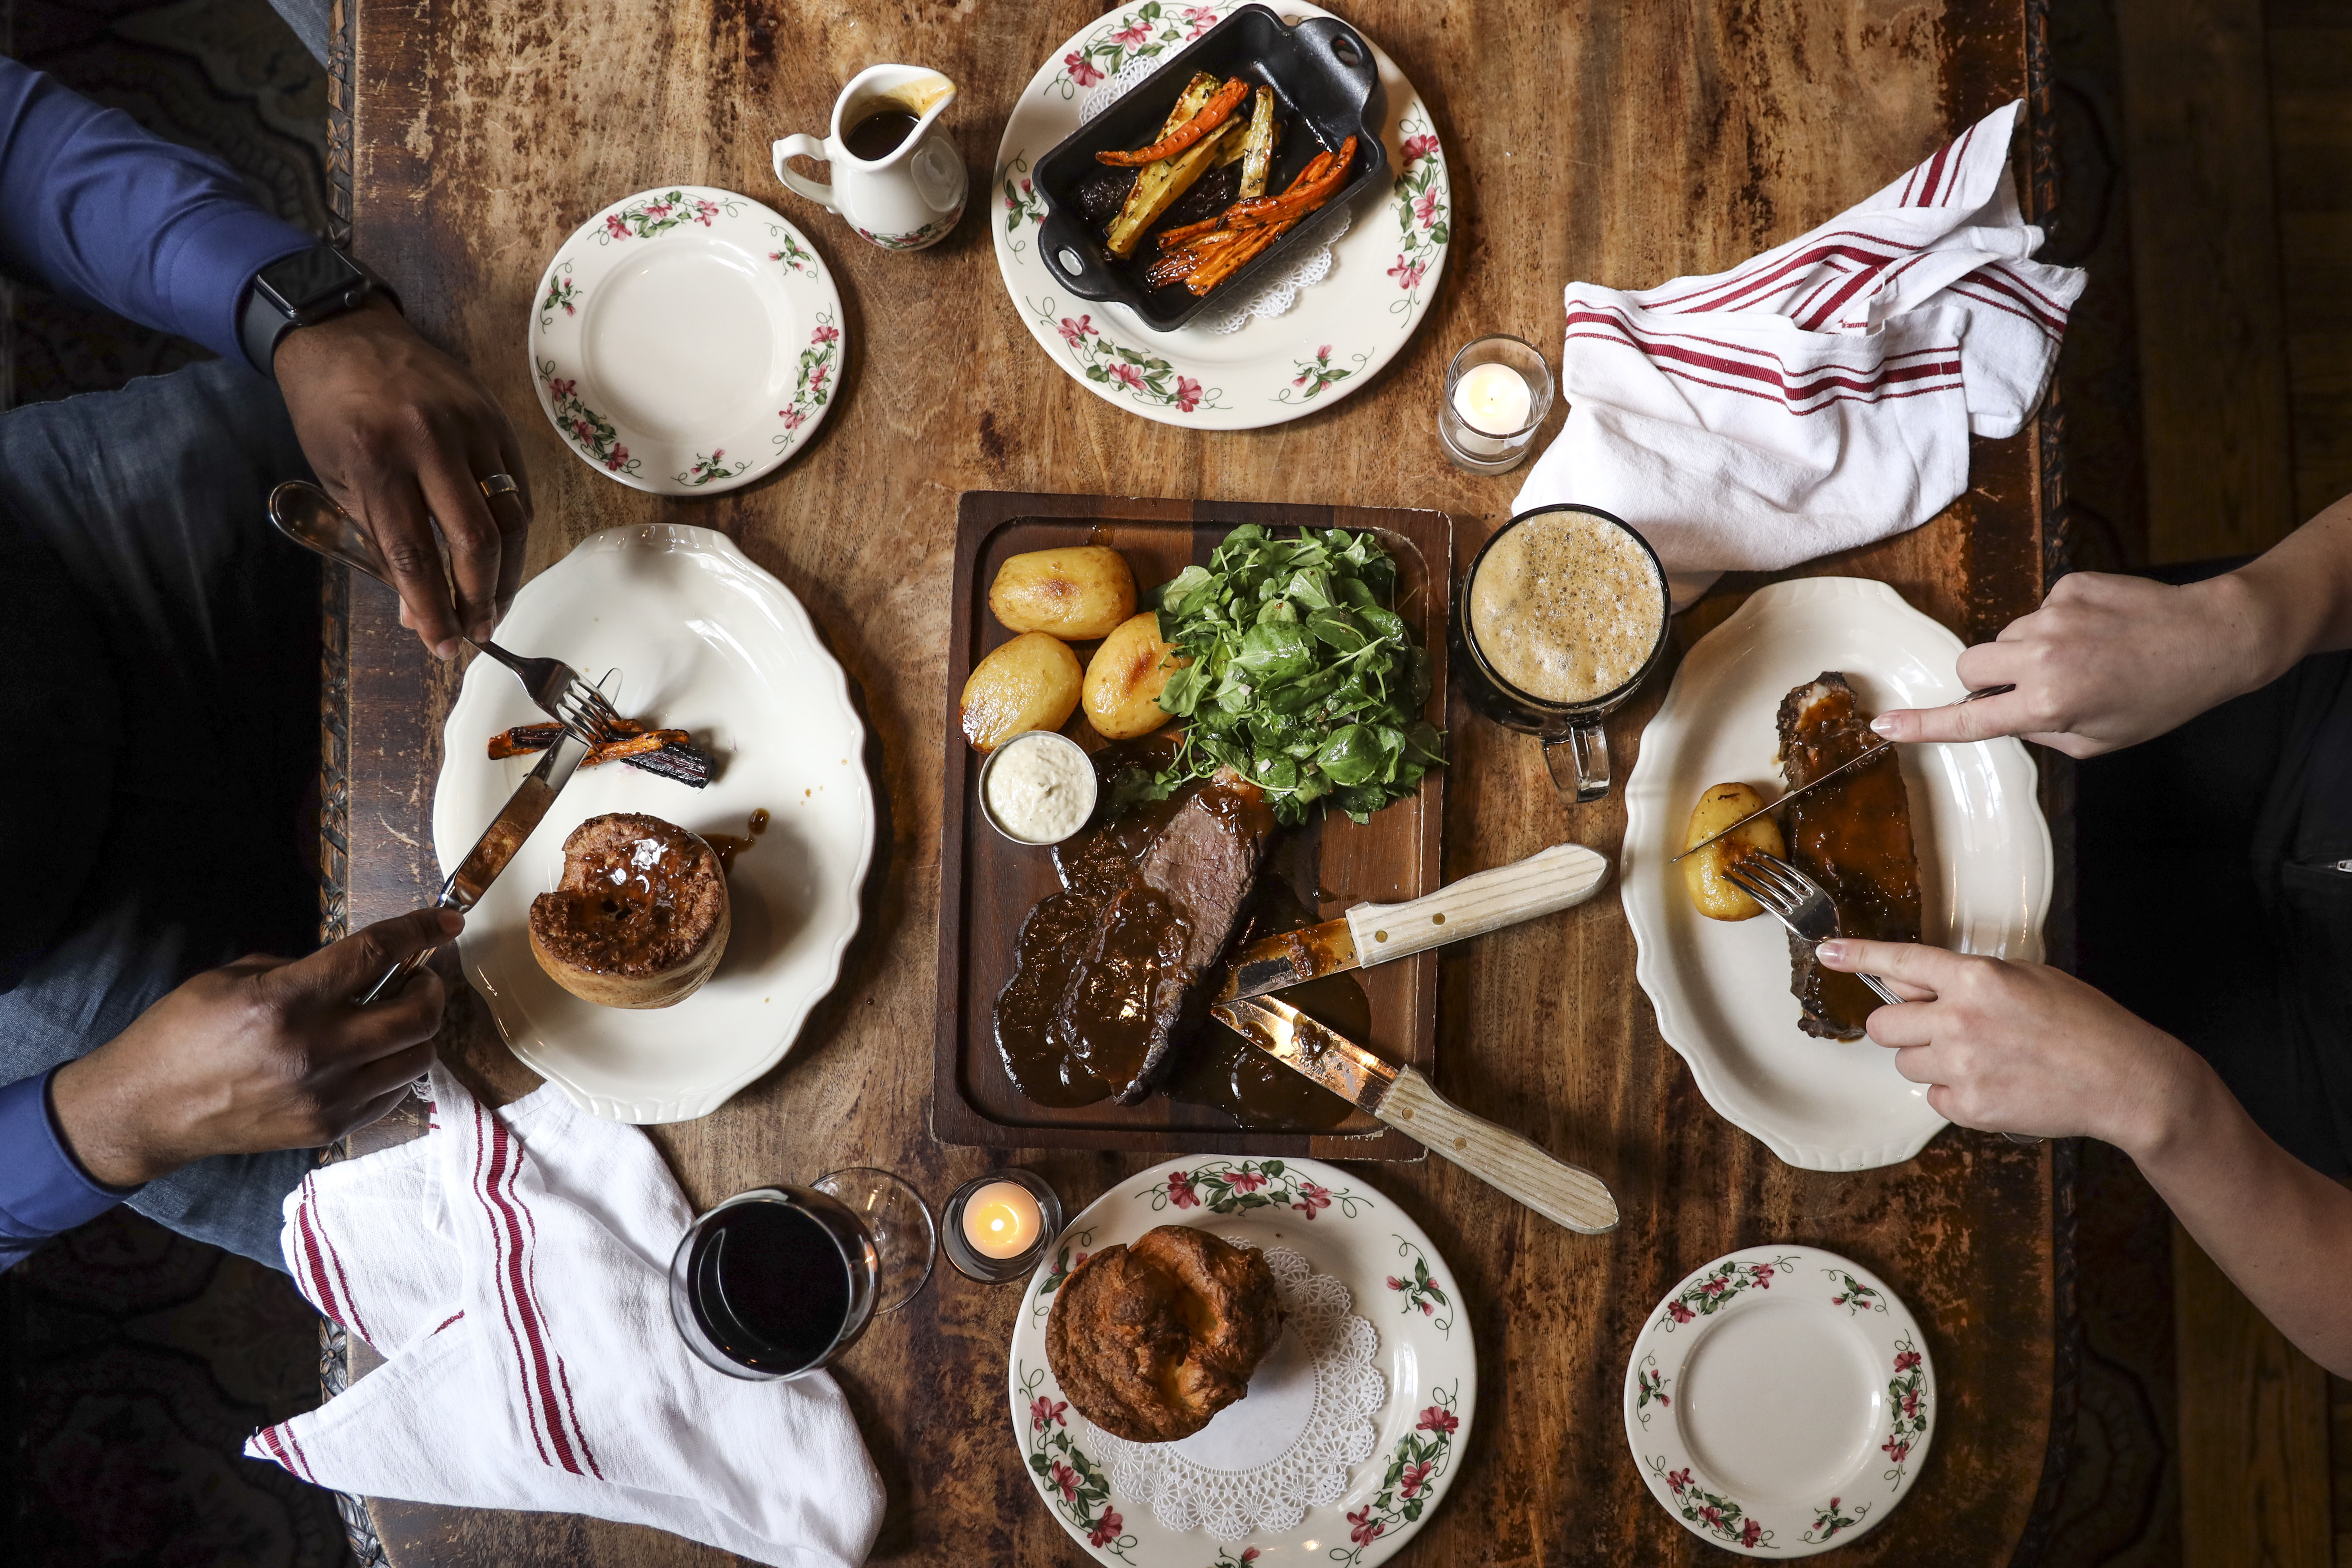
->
[239,249,399,378]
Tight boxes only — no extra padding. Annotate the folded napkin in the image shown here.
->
[1513,98,2085,598]
[246,1067,883,1568]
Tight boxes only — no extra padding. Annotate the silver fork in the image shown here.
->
[1720,851,1904,1005]
[1724,850,2043,1146]
[268,480,625,743]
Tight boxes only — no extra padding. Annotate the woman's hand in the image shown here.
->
[1864,570,2276,757]
[275,296,533,659]
[1870,494,2352,758]
[1817,938,2205,1151]
[48,909,459,1187]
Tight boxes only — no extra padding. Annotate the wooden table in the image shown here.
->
[334,1,2073,1562]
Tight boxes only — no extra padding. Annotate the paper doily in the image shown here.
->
[1079,56,1353,333]
[1085,1242,1386,1540]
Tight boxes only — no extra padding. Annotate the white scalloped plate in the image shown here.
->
[527,186,843,495]
[1009,1156,1476,1566]
[1621,578,2052,1170]
[432,524,873,1123]
[992,0,1451,430]
[1624,1246,1935,1556]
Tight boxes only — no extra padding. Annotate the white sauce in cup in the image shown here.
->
[980,731,1097,845]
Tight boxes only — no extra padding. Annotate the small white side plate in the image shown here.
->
[1621,577,2053,1170]
[528,186,844,495]
[1624,1245,1935,1556]
[432,525,874,1123]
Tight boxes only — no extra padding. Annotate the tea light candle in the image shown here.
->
[1438,335,1554,475]
[943,1169,1062,1284]
[961,1180,1043,1260]
[1452,361,1533,453]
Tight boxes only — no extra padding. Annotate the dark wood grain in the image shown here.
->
[343,0,2068,1562]
[934,491,1447,1158]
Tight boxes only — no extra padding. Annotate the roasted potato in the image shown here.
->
[1083,612,1186,739]
[961,632,1082,751]
[1683,782,1788,921]
[988,547,1138,641]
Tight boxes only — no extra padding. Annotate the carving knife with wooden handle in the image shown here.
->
[1217,842,1612,1002]
[1209,993,1620,1234]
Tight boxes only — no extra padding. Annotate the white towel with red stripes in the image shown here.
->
[1512,98,2084,596]
[244,1066,883,1568]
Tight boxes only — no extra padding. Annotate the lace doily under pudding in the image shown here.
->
[1086,1242,1386,1540]
[1080,58,1357,334]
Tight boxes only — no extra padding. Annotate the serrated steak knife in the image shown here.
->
[1209,993,1621,1235]
[359,726,592,1004]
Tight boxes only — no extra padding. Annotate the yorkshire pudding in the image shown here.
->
[1045,1225,1284,1443]
[528,812,730,1009]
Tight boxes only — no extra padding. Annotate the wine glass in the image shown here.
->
[669,1167,937,1382]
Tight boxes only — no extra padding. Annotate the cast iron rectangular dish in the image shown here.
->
[1029,3,1388,333]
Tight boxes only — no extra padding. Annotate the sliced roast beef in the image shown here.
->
[995,772,1278,1105]
[1776,672,1923,1039]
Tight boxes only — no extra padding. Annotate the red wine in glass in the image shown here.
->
[669,1171,934,1382]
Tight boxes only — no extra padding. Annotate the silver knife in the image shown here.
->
[1671,683,2017,865]
[1217,843,1612,1002]
[1209,994,1621,1235]
[359,727,591,1004]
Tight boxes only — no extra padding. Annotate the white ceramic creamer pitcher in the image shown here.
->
[772,65,966,251]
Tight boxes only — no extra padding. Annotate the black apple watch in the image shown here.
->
[238,245,400,377]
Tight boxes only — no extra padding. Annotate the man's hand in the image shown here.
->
[274,295,532,659]
[48,909,460,1188]
[1818,938,2205,1150]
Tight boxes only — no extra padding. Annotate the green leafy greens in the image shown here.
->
[1123,524,1444,825]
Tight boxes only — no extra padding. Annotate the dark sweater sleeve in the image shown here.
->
[0,1067,137,1269]
[0,56,316,365]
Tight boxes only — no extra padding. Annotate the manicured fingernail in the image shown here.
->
[434,638,459,660]
[437,909,464,934]
[1818,940,1849,964]
[1869,714,1899,736]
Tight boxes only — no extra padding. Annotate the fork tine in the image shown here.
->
[1749,852,1812,905]
[1721,860,1790,916]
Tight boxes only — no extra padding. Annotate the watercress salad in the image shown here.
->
[1120,524,1444,825]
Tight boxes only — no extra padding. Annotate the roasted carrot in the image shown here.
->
[1186,221,1289,293]
[1156,215,1225,248]
[1095,78,1250,167]
[583,729,692,767]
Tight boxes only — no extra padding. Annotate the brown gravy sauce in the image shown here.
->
[706,807,771,877]
[1784,685,1921,1033]
[995,741,1359,1130]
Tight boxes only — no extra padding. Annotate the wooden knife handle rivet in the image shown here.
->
[1374,929,1389,942]
[1377,1067,1620,1235]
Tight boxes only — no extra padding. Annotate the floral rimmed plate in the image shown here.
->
[1008,1156,1476,1566]
[1624,1246,1935,1557]
[1620,578,2053,1171]
[992,0,1451,429]
[527,186,844,495]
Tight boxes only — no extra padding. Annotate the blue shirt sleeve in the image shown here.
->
[0,57,316,366]
[0,1067,137,1270]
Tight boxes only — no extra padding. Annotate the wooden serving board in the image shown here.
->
[934,491,1450,1158]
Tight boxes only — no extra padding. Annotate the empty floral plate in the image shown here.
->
[993,0,1451,429]
[1624,1246,1935,1556]
[1008,1156,1476,1566]
[527,186,844,495]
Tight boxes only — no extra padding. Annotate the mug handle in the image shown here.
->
[772,135,836,212]
[1542,719,1609,806]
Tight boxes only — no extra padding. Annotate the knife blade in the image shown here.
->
[1670,683,2017,866]
[1215,843,1611,1002]
[1210,994,1620,1235]
[358,726,591,1004]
